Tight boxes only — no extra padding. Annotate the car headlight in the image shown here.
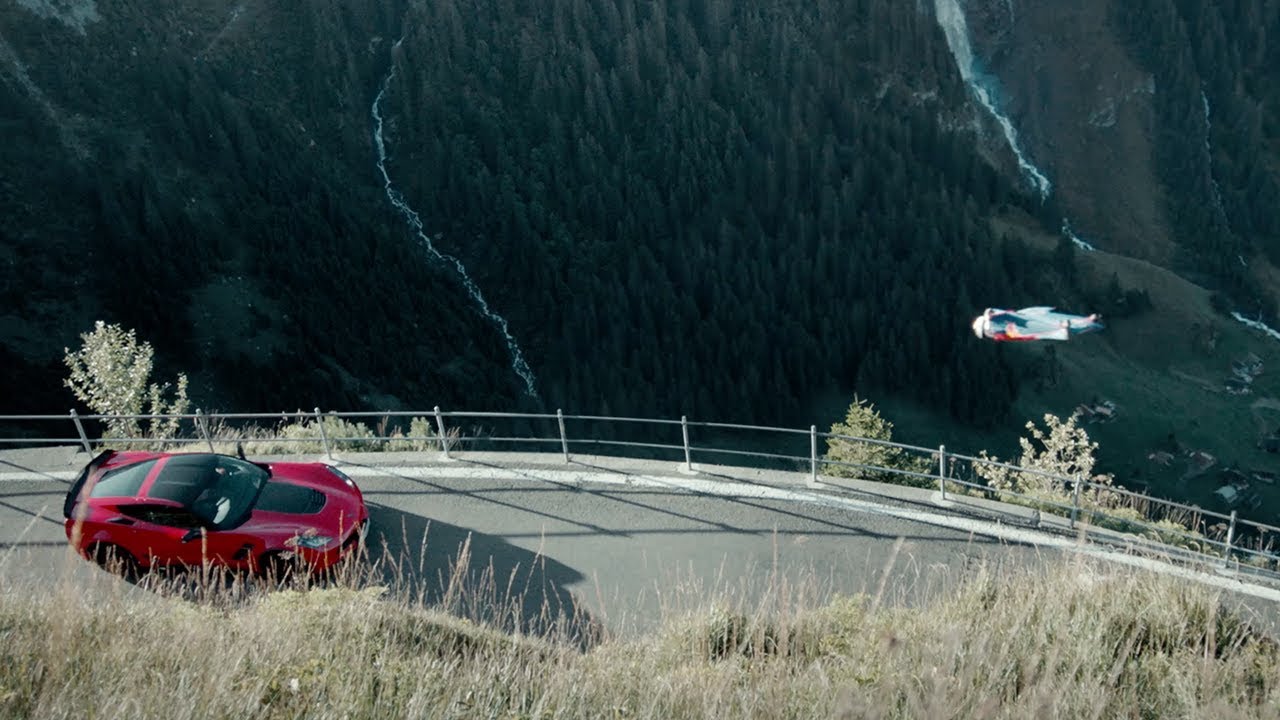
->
[327,466,358,486]
[288,534,334,550]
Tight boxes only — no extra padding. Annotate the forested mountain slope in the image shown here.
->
[2,0,1278,482]
[0,0,1050,426]
[965,0,1280,306]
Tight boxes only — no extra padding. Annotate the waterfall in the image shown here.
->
[11,0,99,35]
[1201,90,1228,224]
[198,4,245,59]
[1061,219,1097,252]
[372,50,540,399]
[933,0,1051,199]
[1231,313,1280,343]
[0,28,86,158]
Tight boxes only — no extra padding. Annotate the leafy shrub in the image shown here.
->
[975,412,1117,508]
[63,321,190,439]
[975,413,1214,554]
[282,415,378,453]
[387,416,443,452]
[235,415,379,454]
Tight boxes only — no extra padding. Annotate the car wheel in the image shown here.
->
[89,543,141,580]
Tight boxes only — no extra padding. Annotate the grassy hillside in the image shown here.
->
[2,553,1277,718]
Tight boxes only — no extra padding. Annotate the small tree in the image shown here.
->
[64,321,190,439]
[976,412,1116,507]
[824,396,931,486]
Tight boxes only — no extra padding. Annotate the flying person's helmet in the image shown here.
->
[971,314,989,338]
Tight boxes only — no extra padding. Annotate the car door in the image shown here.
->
[114,504,191,567]
[173,524,258,569]
[117,505,249,569]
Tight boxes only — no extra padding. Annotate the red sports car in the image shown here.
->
[63,450,368,577]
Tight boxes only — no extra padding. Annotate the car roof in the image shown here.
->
[144,454,222,505]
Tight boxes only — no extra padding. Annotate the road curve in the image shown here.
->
[2,447,1277,636]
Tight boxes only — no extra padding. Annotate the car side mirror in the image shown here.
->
[181,528,202,543]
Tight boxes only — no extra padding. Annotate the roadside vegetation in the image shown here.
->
[820,395,1276,565]
[1,548,1277,719]
[823,395,935,488]
[63,321,190,440]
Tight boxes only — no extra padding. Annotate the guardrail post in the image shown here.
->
[69,409,92,453]
[1224,510,1238,567]
[681,416,692,472]
[313,407,332,459]
[194,409,215,453]
[557,409,570,462]
[434,406,450,459]
[1070,474,1083,530]
[937,445,947,500]
[810,426,819,485]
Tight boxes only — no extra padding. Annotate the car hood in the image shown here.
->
[254,481,328,515]
[239,465,365,538]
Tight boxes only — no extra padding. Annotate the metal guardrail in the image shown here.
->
[2,408,1278,577]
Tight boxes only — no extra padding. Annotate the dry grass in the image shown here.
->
[101,414,454,456]
[2,546,1278,719]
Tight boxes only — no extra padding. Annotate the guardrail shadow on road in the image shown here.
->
[0,484,67,551]
[354,458,1040,549]
[362,503,600,647]
[0,457,76,482]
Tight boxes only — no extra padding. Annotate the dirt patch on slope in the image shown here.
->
[965,0,1172,265]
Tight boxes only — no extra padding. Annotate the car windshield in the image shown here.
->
[150,454,269,531]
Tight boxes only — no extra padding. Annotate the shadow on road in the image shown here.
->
[361,502,599,645]
[0,492,599,647]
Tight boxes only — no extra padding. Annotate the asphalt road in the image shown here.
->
[3,447,1279,638]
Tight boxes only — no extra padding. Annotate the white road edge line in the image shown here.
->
[0,471,77,482]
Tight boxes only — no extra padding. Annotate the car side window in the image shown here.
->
[119,505,203,529]
[90,459,159,498]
